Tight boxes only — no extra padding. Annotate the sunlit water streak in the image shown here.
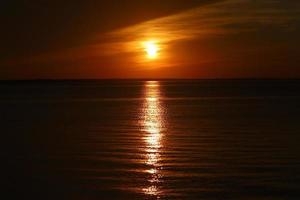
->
[141,81,165,198]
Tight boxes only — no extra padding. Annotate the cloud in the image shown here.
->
[2,0,299,74]
[107,0,299,54]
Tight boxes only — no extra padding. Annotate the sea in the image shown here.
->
[1,79,300,199]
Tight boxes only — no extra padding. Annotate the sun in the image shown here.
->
[144,41,159,59]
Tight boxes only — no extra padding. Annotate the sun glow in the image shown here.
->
[144,41,159,59]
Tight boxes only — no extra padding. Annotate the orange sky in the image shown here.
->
[1,0,300,79]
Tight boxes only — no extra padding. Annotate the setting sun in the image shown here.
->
[144,41,159,59]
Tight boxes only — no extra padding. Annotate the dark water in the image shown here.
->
[1,80,300,199]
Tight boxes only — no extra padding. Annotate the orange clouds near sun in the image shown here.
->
[2,0,299,79]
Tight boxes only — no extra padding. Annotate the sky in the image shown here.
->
[1,0,300,79]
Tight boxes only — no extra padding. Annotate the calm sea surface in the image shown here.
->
[1,80,300,199]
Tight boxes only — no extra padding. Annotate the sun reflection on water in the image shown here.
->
[141,81,165,198]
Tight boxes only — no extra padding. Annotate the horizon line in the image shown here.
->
[0,78,300,82]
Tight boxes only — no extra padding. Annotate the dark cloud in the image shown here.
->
[0,0,215,60]
[0,0,299,79]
